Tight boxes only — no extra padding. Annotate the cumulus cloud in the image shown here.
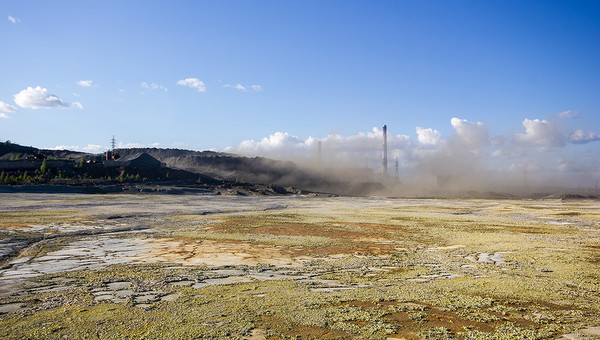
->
[514,118,565,147]
[13,86,69,109]
[0,101,17,113]
[8,15,19,24]
[0,113,8,119]
[569,130,600,144]
[177,78,206,92]
[226,127,411,169]
[141,81,168,91]
[416,127,441,145]
[224,116,600,190]
[450,117,488,146]
[76,80,93,87]
[233,132,305,154]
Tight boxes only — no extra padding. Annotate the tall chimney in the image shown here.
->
[382,125,388,176]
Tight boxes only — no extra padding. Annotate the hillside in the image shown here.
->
[0,142,384,196]
[113,148,383,195]
[0,142,86,161]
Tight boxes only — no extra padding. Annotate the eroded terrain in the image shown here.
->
[0,193,599,339]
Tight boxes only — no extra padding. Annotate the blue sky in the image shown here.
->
[1,1,600,187]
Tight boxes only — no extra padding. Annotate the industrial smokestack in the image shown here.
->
[382,125,388,176]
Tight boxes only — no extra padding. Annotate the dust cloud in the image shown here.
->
[225,116,600,197]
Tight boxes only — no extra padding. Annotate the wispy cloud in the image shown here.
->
[13,86,69,109]
[0,101,17,113]
[8,15,20,24]
[223,83,246,91]
[177,78,205,92]
[52,144,107,153]
[76,80,94,87]
[117,141,161,148]
[0,113,9,119]
[223,83,263,92]
[558,110,578,119]
[72,102,84,110]
[52,142,165,153]
[141,81,168,91]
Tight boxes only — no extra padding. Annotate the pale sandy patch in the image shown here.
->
[427,244,466,251]
[142,238,301,267]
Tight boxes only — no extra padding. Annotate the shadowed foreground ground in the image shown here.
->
[0,194,599,339]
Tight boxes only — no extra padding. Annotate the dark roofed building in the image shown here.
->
[104,153,163,168]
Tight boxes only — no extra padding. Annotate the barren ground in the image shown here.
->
[0,193,599,339]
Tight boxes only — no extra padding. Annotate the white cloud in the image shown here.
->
[73,102,84,110]
[223,83,262,92]
[55,142,162,152]
[117,142,161,148]
[416,127,441,146]
[0,113,8,119]
[13,86,69,109]
[177,78,206,92]
[514,118,564,147]
[234,132,304,153]
[558,110,577,119]
[223,119,600,189]
[141,81,168,91]
[0,101,17,113]
[76,80,94,87]
[223,83,246,91]
[226,127,412,169]
[52,144,106,153]
[450,117,488,146]
[569,130,600,144]
[8,15,19,24]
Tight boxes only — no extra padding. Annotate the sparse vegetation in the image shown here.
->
[0,195,599,339]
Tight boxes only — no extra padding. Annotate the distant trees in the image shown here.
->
[40,159,48,173]
[0,170,33,185]
[74,156,85,170]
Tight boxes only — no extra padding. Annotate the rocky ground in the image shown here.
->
[0,194,599,339]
